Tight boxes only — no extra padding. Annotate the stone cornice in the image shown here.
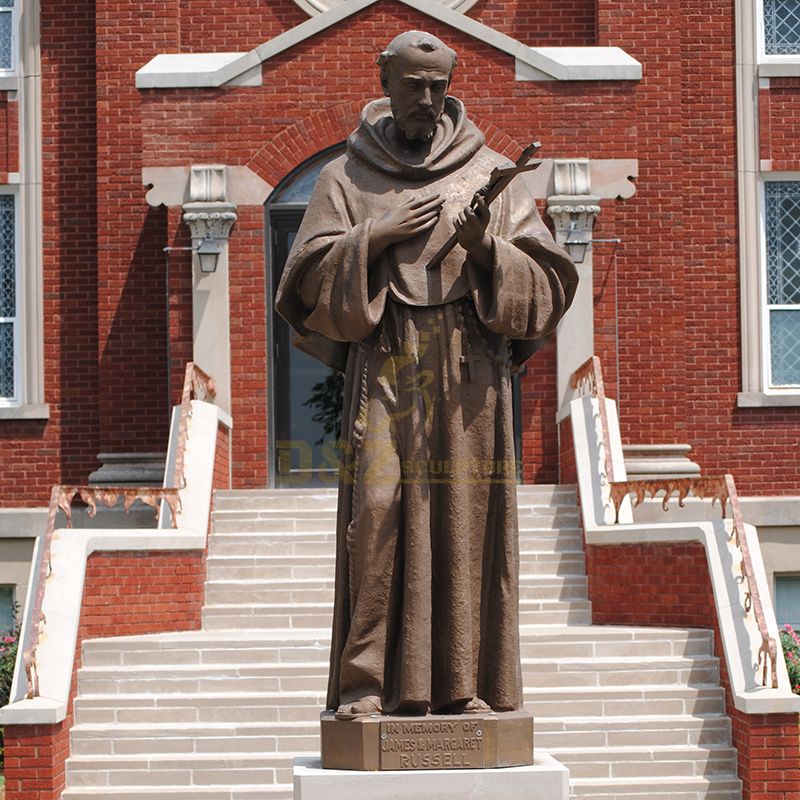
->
[136,0,642,89]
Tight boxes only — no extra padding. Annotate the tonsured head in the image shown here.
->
[377,31,457,142]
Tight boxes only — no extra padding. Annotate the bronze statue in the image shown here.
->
[276,31,577,721]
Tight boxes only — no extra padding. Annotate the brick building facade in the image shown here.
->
[0,0,799,796]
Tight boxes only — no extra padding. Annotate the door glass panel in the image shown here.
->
[270,208,343,488]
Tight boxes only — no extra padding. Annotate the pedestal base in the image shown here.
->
[320,710,533,770]
[293,753,570,800]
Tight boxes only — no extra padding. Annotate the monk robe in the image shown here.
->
[276,96,577,714]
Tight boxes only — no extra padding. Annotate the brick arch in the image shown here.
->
[247,100,364,189]
[467,112,528,161]
[247,102,530,190]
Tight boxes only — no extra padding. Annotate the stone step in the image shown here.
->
[569,775,742,799]
[527,685,726,718]
[65,751,315,789]
[203,574,590,605]
[205,550,587,581]
[79,626,714,667]
[207,527,584,555]
[73,691,328,725]
[62,788,293,800]
[210,515,581,534]
[211,484,577,512]
[77,662,328,696]
[550,744,738,779]
[73,684,725,726]
[77,653,718,697]
[65,745,733,791]
[534,714,732,749]
[70,713,733,759]
[70,721,319,757]
[199,600,593,630]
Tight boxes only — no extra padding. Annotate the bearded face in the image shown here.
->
[383,46,452,142]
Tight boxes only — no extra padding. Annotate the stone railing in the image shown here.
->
[20,362,215,699]
[569,355,778,690]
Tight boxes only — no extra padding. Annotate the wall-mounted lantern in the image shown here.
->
[196,234,225,274]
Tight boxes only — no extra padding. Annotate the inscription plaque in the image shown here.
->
[320,710,534,771]
[379,718,486,770]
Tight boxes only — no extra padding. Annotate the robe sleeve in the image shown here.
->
[466,179,578,342]
[275,163,388,354]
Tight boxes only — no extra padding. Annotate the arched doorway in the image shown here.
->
[265,144,524,487]
[265,145,345,487]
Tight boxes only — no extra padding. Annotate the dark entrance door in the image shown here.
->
[266,145,523,487]
[267,148,344,487]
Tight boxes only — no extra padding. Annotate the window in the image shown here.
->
[764,181,800,388]
[763,0,800,55]
[0,0,14,71]
[0,192,16,404]
[775,574,800,628]
[0,585,14,634]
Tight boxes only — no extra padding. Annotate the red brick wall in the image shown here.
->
[229,206,269,488]
[558,416,577,485]
[585,540,800,799]
[4,0,800,502]
[468,0,596,46]
[0,0,100,505]
[0,94,17,176]
[761,77,800,171]
[3,549,206,800]
[213,422,232,499]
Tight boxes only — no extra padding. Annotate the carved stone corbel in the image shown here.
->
[546,159,601,255]
[182,165,238,244]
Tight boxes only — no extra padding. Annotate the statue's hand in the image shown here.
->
[454,196,492,270]
[369,193,444,262]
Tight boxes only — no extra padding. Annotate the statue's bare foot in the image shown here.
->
[436,697,491,715]
[335,695,382,720]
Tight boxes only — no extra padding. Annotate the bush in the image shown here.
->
[781,624,800,695]
[0,609,19,773]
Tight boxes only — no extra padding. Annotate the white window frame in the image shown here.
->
[760,175,800,392]
[757,0,800,75]
[0,187,20,406]
[0,0,18,75]
[0,0,47,419]
[774,573,800,628]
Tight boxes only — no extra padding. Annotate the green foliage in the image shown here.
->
[781,624,800,695]
[302,370,344,444]
[0,605,20,773]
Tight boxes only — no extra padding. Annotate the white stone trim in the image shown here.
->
[760,60,800,76]
[0,402,48,418]
[756,0,800,65]
[0,0,19,76]
[135,0,642,89]
[737,0,765,395]
[0,400,221,724]
[290,0,480,16]
[0,186,21,405]
[570,394,800,714]
[292,754,570,800]
[738,390,800,406]
[0,0,45,413]
[143,166,273,208]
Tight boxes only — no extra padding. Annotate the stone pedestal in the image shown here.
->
[294,753,570,800]
[320,710,532,771]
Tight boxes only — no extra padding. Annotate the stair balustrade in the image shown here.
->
[569,355,782,691]
[17,361,217,701]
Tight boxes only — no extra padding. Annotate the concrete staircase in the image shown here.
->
[61,485,742,799]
